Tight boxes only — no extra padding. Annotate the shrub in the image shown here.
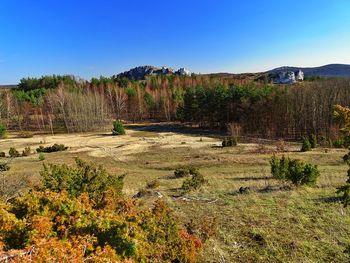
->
[333,105,350,207]
[228,137,238,147]
[286,160,320,186]
[36,144,68,153]
[9,147,20,158]
[345,245,350,256]
[38,153,45,161]
[182,172,207,193]
[337,149,350,207]
[334,137,350,148]
[146,179,160,189]
[112,120,125,135]
[185,217,217,242]
[222,137,237,147]
[309,134,317,148]
[344,136,350,148]
[0,123,7,139]
[301,137,312,152]
[134,188,155,198]
[222,138,227,147]
[22,147,31,157]
[270,155,320,186]
[318,136,333,147]
[40,158,124,203]
[0,160,201,262]
[276,139,287,152]
[337,184,350,207]
[0,162,10,172]
[333,139,344,148]
[174,165,198,178]
[0,152,5,158]
[270,155,289,180]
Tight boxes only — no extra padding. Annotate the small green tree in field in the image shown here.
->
[301,137,312,152]
[286,160,320,186]
[269,155,320,186]
[38,153,46,161]
[181,168,207,193]
[112,120,126,135]
[0,123,7,139]
[337,147,350,207]
[182,173,206,193]
[333,105,350,207]
[270,155,289,180]
[309,134,317,148]
[174,165,198,178]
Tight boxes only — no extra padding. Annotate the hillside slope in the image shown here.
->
[268,64,350,77]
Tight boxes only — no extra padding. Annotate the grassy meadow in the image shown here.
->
[1,124,349,262]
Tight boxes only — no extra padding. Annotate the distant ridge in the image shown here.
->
[0,84,17,89]
[115,65,191,80]
[268,64,350,77]
[2,64,350,86]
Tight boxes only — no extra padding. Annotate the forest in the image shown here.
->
[1,74,350,140]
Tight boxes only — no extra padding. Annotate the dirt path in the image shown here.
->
[1,130,221,161]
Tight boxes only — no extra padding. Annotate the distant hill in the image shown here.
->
[268,64,350,77]
[0,85,17,89]
[115,65,191,80]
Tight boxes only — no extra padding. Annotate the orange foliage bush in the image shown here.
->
[0,160,201,262]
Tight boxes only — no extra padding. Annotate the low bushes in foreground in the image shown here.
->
[39,158,124,203]
[36,143,68,153]
[0,159,201,262]
[270,155,320,186]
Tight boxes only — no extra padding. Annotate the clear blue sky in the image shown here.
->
[1,0,350,84]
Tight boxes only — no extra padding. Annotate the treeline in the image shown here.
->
[0,74,350,139]
[0,74,235,133]
[178,80,350,138]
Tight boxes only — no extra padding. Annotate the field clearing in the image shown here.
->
[1,124,350,262]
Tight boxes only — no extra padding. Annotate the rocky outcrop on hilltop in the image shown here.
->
[176,68,192,76]
[116,66,191,80]
[268,64,350,78]
[268,69,304,84]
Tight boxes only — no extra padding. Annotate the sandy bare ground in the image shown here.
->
[1,129,221,161]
